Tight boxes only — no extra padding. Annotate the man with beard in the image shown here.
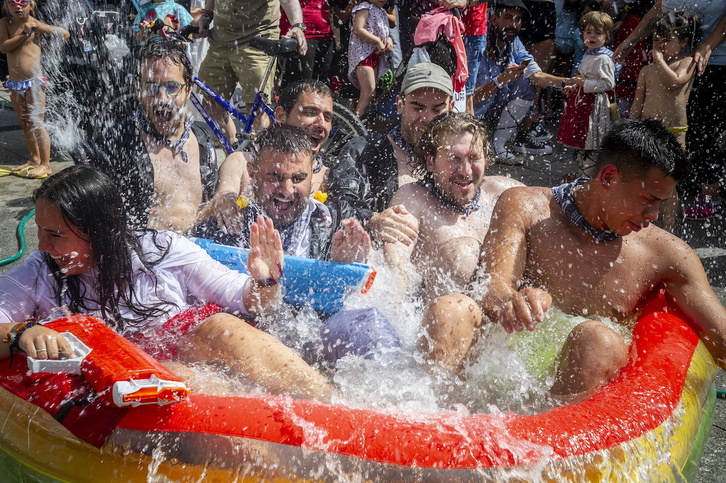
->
[92,39,218,234]
[199,79,334,235]
[328,62,455,247]
[422,119,726,402]
[384,113,522,303]
[471,0,569,165]
[197,123,370,264]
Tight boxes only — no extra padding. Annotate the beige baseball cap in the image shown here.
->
[401,62,454,97]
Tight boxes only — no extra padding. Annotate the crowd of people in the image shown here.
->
[0,0,725,416]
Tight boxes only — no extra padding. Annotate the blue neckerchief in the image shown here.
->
[551,177,620,244]
[388,124,415,163]
[419,175,481,218]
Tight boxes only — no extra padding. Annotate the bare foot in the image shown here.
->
[11,161,36,172]
[13,165,52,179]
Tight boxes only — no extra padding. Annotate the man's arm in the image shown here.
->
[471,63,526,106]
[478,188,552,332]
[629,69,646,119]
[197,151,251,234]
[529,71,568,90]
[280,0,308,55]
[381,185,421,278]
[663,241,726,370]
[693,14,726,75]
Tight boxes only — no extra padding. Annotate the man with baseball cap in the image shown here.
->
[471,0,569,165]
[328,62,455,246]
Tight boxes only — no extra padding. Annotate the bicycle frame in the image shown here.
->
[191,77,277,155]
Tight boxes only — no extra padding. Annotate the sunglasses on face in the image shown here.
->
[141,81,187,98]
[6,0,30,7]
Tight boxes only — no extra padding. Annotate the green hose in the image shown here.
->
[0,209,34,267]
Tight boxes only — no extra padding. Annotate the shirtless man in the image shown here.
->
[424,119,726,400]
[200,79,334,234]
[197,124,370,264]
[384,112,522,302]
[92,39,218,233]
[328,62,455,246]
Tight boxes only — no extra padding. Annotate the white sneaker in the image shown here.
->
[495,151,525,166]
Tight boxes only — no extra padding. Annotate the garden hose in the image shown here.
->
[0,209,34,267]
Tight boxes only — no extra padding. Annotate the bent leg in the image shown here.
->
[551,319,628,400]
[182,313,333,402]
[422,294,483,370]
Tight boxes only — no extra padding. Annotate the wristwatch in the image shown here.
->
[492,76,504,89]
[291,22,307,32]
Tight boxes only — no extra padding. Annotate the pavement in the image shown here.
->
[0,110,724,480]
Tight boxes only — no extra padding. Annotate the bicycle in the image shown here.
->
[94,26,367,158]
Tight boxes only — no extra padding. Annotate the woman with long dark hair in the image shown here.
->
[0,165,332,401]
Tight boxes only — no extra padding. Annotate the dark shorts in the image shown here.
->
[519,1,556,45]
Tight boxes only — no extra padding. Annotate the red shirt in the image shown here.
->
[462,3,488,37]
[280,0,334,39]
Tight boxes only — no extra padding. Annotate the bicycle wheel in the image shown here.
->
[320,102,368,158]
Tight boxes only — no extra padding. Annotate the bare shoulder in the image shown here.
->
[390,181,427,214]
[496,185,551,207]
[672,56,695,69]
[483,175,525,193]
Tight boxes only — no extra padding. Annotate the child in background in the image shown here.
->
[556,11,615,178]
[629,12,700,229]
[134,0,195,42]
[0,0,69,179]
[348,0,394,118]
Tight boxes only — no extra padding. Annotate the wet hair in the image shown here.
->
[2,0,36,15]
[33,165,170,331]
[136,38,193,86]
[653,12,702,50]
[411,112,490,179]
[595,119,690,182]
[277,79,333,115]
[250,123,312,167]
[579,11,614,40]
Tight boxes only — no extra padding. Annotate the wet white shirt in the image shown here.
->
[0,231,251,334]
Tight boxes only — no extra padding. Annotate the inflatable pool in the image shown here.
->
[0,292,716,481]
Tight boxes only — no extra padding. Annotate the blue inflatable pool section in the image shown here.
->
[194,238,376,315]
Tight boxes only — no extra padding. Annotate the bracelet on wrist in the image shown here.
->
[492,76,504,89]
[200,9,214,20]
[252,262,283,288]
[3,321,37,352]
[291,22,307,32]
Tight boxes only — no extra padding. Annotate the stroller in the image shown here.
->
[362,7,467,134]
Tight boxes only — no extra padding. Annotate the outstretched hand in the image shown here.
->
[496,287,552,333]
[247,216,284,284]
[331,218,371,263]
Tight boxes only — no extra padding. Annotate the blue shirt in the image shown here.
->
[474,37,541,115]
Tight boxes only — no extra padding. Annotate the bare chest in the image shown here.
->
[526,220,659,319]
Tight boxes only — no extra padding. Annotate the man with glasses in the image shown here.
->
[92,39,218,234]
